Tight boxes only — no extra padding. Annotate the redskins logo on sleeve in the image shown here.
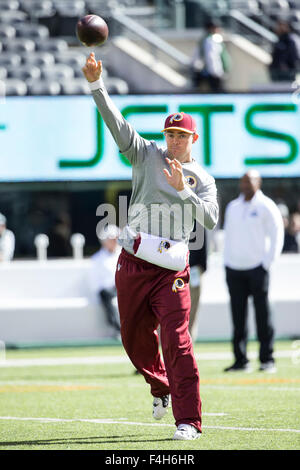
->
[172,278,185,293]
[185,175,197,188]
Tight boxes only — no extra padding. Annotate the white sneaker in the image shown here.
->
[173,424,201,441]
[152,394,169,420]
[259,361,277,373]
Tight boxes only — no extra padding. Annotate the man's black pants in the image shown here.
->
[225,265,275,365]
[99,287,121,333]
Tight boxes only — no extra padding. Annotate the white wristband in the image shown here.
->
[88,78,103,91]
[177,185,193,200]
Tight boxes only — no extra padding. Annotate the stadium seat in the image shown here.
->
[51,0,86,9]
[0,10,28,23]
[1,37,36,53]
[26,78,61,95]
[54,3,87,37]
[21,51,55,67]
[6,64,41,81]
[35,38,69,52]
[86,0,112,15]
[290,11,300,22]
[32,9,57,36]
[0,52,22,67]
[54,51,86,68]
[0,67,8,80]
[2,78,27,96]
[41,63,74,80]
[257,0,269,10]
[19,0,53,14]
[0,24,16,39]
[247,0,260,13]
[59,78,91,95]
[105,77,129,95]
[21,0,57,34]
[269,0,290,8]
[0,0,20,11]
[291,22,300,34]
[288,0,297,9]
[14,23,50,39]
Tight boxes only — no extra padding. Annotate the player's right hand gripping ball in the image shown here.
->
[76,14,109,47]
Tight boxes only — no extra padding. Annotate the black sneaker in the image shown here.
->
[152,394,170,420]
[224,362,252,372]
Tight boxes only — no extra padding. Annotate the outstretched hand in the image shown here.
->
[82,52,102,83]
[163,158,185,192]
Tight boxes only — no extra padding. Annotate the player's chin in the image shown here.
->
[169,150,182,159]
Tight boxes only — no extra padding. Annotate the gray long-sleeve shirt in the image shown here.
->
[90,78,218,252]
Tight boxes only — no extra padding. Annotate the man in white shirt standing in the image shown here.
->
[223,171,284,373]
[89,224,121,339]
[0,213,15,262]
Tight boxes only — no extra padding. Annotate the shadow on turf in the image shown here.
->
[0,435,174,447]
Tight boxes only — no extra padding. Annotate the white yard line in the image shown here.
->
[0,416,299,433]
[0,380,299,392]
[0,350,294,368]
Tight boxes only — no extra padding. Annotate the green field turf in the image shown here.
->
[0,340,299,451]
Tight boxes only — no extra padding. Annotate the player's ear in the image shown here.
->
[192,133,199,143]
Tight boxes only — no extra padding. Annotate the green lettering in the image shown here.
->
[245,104,298,165]
[119,104,168,166]
[179,104,234,166]
[59,108,103,168]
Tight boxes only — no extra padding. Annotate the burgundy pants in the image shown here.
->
[115,248,202,432]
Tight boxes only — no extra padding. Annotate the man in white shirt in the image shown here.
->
[89,224,121,338]
[223,171,284,373]
[0,213,15,262]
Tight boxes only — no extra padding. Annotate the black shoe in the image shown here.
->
[224,362,252,372]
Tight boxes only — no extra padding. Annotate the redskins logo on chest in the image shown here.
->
[185,175,197,188]
[172,278,185,293]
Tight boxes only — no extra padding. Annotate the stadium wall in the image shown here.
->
[0,254,299,346]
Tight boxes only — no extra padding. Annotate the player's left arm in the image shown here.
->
[262,201,284,270]
[164,158,219,230]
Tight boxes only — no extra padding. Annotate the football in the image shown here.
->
[76,14,109,47]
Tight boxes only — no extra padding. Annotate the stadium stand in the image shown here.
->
[0,24,17,39]
[186,0,300,35]
[1,37,36,53]
[14,22,49,38]
[0,0,131,95]
[5,64,41,81]
[2,0,300,94]
[26,78,61,95]
[20,51,55,67]
[0,9,28,23]
[0,52,22,67]
[0,67,7,79]
[40,63,74,80]
[3,78,27,95]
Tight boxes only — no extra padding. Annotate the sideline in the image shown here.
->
[0,350,294,368]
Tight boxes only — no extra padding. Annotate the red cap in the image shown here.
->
[161,112,197,135]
